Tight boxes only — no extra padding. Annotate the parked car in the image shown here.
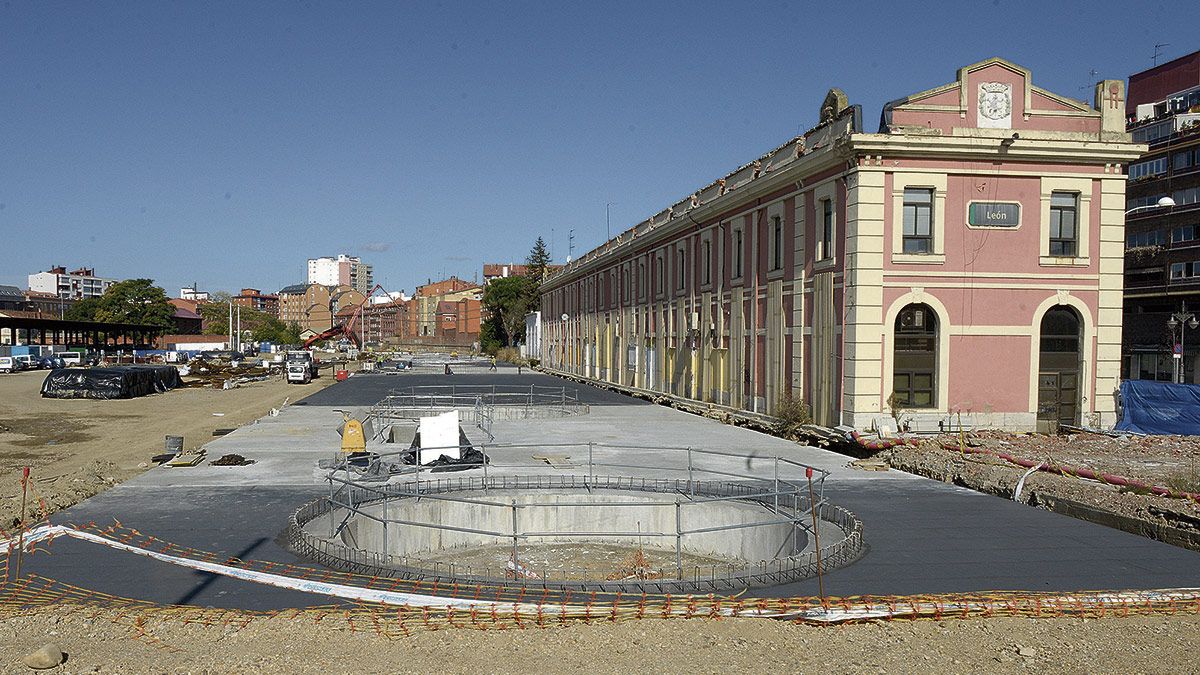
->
[39,356,64,369]
[55,352,83,366]
[13,354,36,370]
[0,356,15,373]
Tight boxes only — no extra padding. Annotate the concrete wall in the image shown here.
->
[340,489,795,563]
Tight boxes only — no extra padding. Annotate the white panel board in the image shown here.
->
[418,410,460,464]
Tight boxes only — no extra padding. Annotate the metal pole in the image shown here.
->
[1176,321,1185,384]
[806,468,825,605]
[511,499,519,573]
[675,499,683,580]
[773,455,779,514]
[482,443,489,491]
[328,477,335,537]
[14,467,29,580]
[687,447,693,497]
[588,442,594,481]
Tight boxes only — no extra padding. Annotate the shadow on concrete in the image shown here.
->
[175,536,268,606]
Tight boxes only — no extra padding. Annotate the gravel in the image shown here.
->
[1,606,1197,673]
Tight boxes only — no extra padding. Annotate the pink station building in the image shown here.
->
[538,58,1146,433]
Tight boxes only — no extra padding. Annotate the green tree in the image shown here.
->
[198,301,286,340]
[524,236,552,310]
[481,275,532,347]
[68,279,175,328]
[63,296,101,322]
[479,316,503,354]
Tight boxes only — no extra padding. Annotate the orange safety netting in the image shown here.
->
[2,521,1199,643]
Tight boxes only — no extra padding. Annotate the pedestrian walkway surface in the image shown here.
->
[18,367,1200,609]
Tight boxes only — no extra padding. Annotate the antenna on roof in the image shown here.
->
[1079,69,1098,95]
[1153,43,1170,67]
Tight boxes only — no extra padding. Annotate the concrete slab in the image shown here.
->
[14,369,1200,609]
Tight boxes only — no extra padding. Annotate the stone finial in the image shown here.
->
[1095,79,1125,137]
[820,88,849,123]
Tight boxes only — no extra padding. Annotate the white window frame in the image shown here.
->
[732,224,745,281]
[1039,177,1092,266]
[814,181,837,267]
[891,172,946,264]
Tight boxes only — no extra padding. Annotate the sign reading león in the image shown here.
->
[969,202,1020,227]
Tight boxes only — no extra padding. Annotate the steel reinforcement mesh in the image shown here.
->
[2,521,1200,646]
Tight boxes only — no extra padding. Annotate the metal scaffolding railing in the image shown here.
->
[288,443,861,594]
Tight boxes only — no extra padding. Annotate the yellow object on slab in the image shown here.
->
[341,418,366,454]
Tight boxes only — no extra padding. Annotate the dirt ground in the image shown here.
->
[877,432,1200,539]
[0,368,334,531]
[1,605,1197,673]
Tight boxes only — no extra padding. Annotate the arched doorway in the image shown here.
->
[892,304,938,409]
[1037,306,1082,433]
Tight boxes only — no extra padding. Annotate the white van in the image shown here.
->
[56,352,83,366]
[0,357,14,373]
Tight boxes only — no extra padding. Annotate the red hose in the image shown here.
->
[939,443,1200,505]
[850,430,919,451]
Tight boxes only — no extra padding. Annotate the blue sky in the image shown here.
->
[2,1,1198,297]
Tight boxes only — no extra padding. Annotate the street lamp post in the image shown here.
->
[1168,306,1198,384]
[1125,196,1177,218]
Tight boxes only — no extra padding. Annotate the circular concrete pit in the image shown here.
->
[290,475,864,593]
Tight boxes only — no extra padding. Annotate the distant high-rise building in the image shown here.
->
[28,266,117,300]
[307,254,373,295]
[180,286,209,301]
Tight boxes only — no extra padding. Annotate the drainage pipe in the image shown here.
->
[939,443,1200,504]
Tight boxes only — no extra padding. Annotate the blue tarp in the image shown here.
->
[1115,379,1200,436]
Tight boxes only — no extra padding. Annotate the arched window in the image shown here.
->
[893,304,937,408]
[1040,307,1080,354]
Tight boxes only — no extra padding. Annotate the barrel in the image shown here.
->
[164,435,184,454]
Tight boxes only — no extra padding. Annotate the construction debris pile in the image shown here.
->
[179,357,277,389]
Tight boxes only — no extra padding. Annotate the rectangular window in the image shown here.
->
[1127,229,1165,248]
[1174,150,1194,172]
[1174,186,1200,207]
[677,249,686,290]
[819,199,833,261]
[1049,192,1079,257]
[1171,261,1200,279]
[733,228,744,278]
[1129,157,1168,180]
[702,239,712,285]
[656,254,665,298]
[902,188,934,254]
[771,216,783,271]
[1172,225,1198,245]
[638,261,647,300]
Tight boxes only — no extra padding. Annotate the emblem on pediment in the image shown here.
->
[978,82,1012,122]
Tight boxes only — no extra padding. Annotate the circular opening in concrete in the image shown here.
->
[289,474,863,593]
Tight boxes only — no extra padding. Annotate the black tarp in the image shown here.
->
[41,365,183,399]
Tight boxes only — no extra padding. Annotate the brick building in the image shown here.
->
[232,288,280,318]
[1121,49,1200,382]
